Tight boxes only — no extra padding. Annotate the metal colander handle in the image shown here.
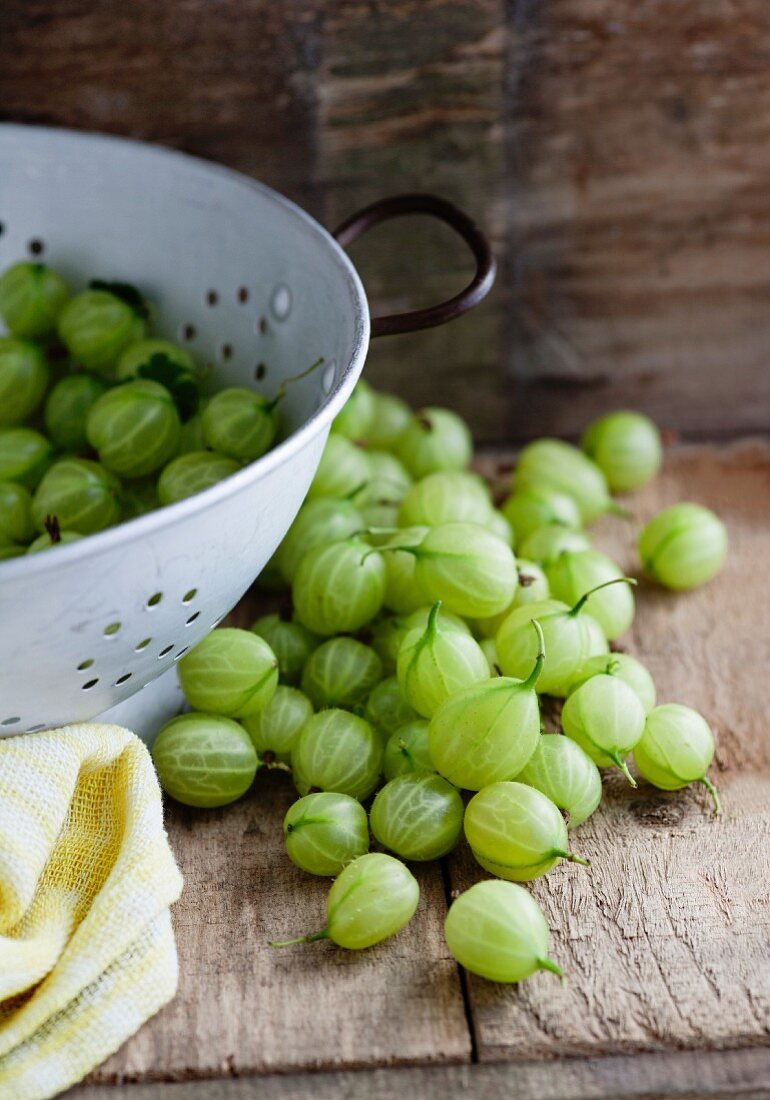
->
[333,193,496,338]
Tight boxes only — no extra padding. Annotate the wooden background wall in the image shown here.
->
[2,0,769,445]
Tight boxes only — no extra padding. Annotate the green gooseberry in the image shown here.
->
[397,471,492,529]
[547,549,635,640]
[395,407,473,479]
[292,537,386,636]
[370,772,464,861]
[501,486,582,544]
[58,285,148,373]
[300,636,383,709]
[151,712,258,808]
[473,559,550,638]
[241,685,313,763]
[87,379,181,478]
[178,628,279,717]
[465,781,590,881]
[516,438,617,523]
[383,720,434,780]
[397,600,489,717]
[120,477,159,520]
[516,733,603,828]
[27,527,83,553]
[270,852,419,950]
[370,616,410,674]
[157,451,240,505]
[561,673,646,785]
[283,792,370,876]
[250,612,320,684]
[481,636,500,674]
[32,457,120,534]
[356,449,412,507]
[306,434,371,500]
[581,410,662,492]
[364,391,412,450]
[486,508,514,545]
[381,526,431,615]
[0,481,35,547]
[0,337,49,425]
[568,652,657,715]
[116,338,196,382]
[428,621,544,790]
[331,379,376,440]
[638,502,727,590]
[364,677,419,741]
[201,386,277,463]
[177,410,207,455]
[291,709,383,801]
[0,545,27,560]
[445,880,562,983]
[0,261,69,338]
[0,428,54,489]
[276,496,364,584]
[44,374,107,452]
[519,524,593,567]
[633,703,720,814]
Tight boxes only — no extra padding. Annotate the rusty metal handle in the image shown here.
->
[333,193,496,338]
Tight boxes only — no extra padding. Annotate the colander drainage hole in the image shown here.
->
[174,647,190,662]
[206,289,219,307]
[135,638,152,652]
[181,588,198,604]
[158,645,174,659]
[28,238,44,256]
[219,343,233,362]
[26,724,46,733]
[81,680,98,691]
[254,362,267,381]
[179,322,197,342]
[237,286,249,303]
[146,592,163,609]
[115,673,132,686]
[77,659,95,672]
[103,621,121,637]
[1,716,20,727]
[185,611,200,626]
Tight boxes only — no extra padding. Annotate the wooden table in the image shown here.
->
[67,439,770,1099]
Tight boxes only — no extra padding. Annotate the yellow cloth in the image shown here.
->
[0,724,183,1099]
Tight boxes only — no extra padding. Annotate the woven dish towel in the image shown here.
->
[0,724,183,1099]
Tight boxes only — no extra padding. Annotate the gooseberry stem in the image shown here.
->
[570,576,638,617]
[522,619,546,691]
[426,600,442,640]
[562,851,591,867]
[537,956,564,978]
[266,356,325,410]
[269,928,329,948]
[701,776,722,816]
[610,751,638,787]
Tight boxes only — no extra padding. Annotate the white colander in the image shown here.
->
[0,125,494,741]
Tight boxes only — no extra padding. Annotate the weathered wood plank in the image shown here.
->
[70,1045,770,1099]
[89,769,470,1081]
[453,439,770,1060]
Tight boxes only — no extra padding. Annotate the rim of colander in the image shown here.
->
[0,124,370,579]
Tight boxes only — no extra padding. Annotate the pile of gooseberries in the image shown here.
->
[144,378,726,984]
[0,256,727,983]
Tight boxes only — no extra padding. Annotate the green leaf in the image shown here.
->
[137,352,200,421]
[89,279,150,319]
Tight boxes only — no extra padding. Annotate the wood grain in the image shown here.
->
[89,771,470,1081]
[453,439,770,1060]
[70,1045,770,1099]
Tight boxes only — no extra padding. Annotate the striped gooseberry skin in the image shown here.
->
[87,379,181,478]
[152,712,258,808]
[518,525,593,567]
[472,559,550,639]
[382,720,434,781]
[0,427,54,489]
[0,337,49,425]
[638,502,727,591]
[178,628,279,718]
[394,406,473,479]
[515,438,613,524]
[567,653,657,715]
[301,636,383,710]
[306,434,371,501]
[364,391,411,450]
[330,379,376,440]
[380,526,431,615]
[241,685,313,761]
[292,538,386,637]
[283,791,370,876]
[397,470,492,529]
[58,288,147,373]
[157,451,241,505]
[561,674,646,784]
[0,260,69,339]
[325,853,420,949]
[501,485,582,545]
[370,772,464,861]
[201,387,277,462]
[250,614,320,685]
[464,781,586,882]
[44,374,106,452]
[31,456,120,534]
[581,410,662,492]
[547,549,635,641]
[364,677,419,741]
[397,601,489,718]
[291,709,383,801]
[445,880,561,983]
[633,704,720,814]
[412,522,517,619]
[0,481,34,547]
[516,734,603,829]
[276,496,364,584]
